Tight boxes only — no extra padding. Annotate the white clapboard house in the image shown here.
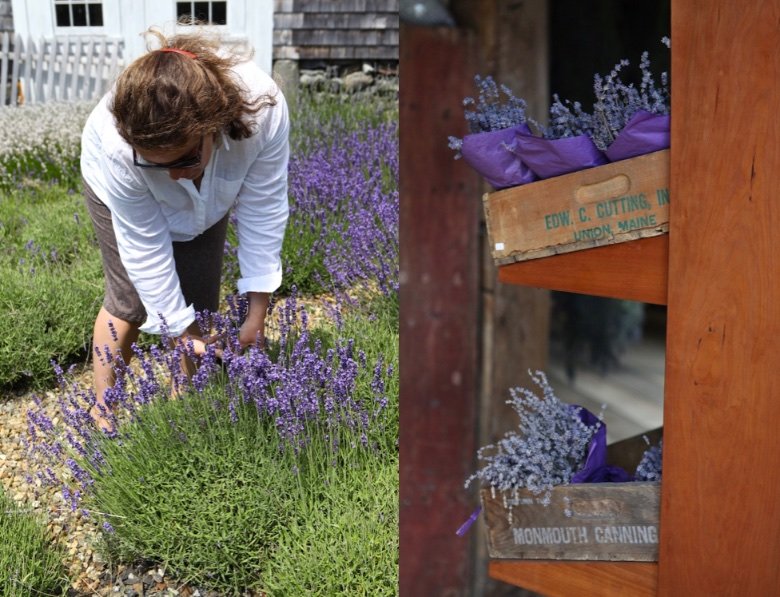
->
[11,0,273,68]
[2,0,272,105]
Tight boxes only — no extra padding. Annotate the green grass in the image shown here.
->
[92,391,301,592]
[88,392,397,594]
[0,185,103,389]
[333,291,399,451]
[0,487,68,596]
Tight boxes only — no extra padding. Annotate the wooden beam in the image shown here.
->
[498,235,669,305]
[399,24,481,595]
[661,1,780,593]
[489,561,658,597]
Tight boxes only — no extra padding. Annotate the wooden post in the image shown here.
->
[399,24,481,596]
[661,1,780,593]
[449,2,552,594]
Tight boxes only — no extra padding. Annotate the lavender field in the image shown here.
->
[0,90,398,595]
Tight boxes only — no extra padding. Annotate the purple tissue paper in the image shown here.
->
[460,124,537,189]
[605,110,670,162]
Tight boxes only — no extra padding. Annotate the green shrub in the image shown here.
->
[91,390,299,592]
[88,387,397,594]
[310,291,399,451]
[0,185,103,389]
[263,454,398,596]
[0,487,68,596]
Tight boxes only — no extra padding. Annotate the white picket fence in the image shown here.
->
[1,32,124,106]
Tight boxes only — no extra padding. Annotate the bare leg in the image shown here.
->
[91,306,140,431]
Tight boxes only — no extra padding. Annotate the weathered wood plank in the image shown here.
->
[468,3,553,594]
[33,37,45,102]
[9,33,22,106]
[484,150,670,265]
[93,38,107,97]
[273,0,294,12]
[274,12,398,30]
[46,38,58,101]
[661,1,780,594]
[275,45,398,60]
[17,37,37,103]
[606,428,663,474]
[275,28,398,46]
[0,31,10,105]
[280,0,398,12]
[482,483,660,561]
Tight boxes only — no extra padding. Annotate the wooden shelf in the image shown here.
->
[489,561,658,597]
[497,234,668,305]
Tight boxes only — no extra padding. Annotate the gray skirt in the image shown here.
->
[83,178,229,325]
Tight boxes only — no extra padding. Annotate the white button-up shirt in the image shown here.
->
[80,60,289,336]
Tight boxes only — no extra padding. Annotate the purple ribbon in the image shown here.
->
[456,505,483,536]
[571,405,632,483]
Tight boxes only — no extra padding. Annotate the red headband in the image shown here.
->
[159,48,197,59]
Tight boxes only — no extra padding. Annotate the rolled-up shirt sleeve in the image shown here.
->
[234,94,290,295]
[103,154,194,336]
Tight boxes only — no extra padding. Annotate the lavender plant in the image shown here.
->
[466,371,601,504]
[447,75,531,154]
[224,119,399,299]
[24,289,397,591]
[288,87,398,156]
[635,438,663,482]
[590,39,671,151]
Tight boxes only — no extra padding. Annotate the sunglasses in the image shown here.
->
[133,137,204,170]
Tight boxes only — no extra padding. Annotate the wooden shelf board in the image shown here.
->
[497,235,669,305]
[489,560,658,597]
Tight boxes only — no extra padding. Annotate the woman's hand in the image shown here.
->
[175,329,223,360]
[175,292,269,357]
[238,291,270,349]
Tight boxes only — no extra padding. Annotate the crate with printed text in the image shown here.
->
[480,429,662,562]
[483,150,670,265]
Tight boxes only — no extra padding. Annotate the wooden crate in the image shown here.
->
[484,150,670,265]
[480,430,662,562]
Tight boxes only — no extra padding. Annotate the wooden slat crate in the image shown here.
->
[480,430,662,562]
[484,150,670,265]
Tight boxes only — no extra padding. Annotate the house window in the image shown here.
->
[176,2,227,25]
[54,1,104,27]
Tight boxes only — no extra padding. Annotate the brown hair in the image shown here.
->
[110,27,276,151]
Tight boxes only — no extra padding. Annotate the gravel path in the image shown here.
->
[1,378,108,594]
